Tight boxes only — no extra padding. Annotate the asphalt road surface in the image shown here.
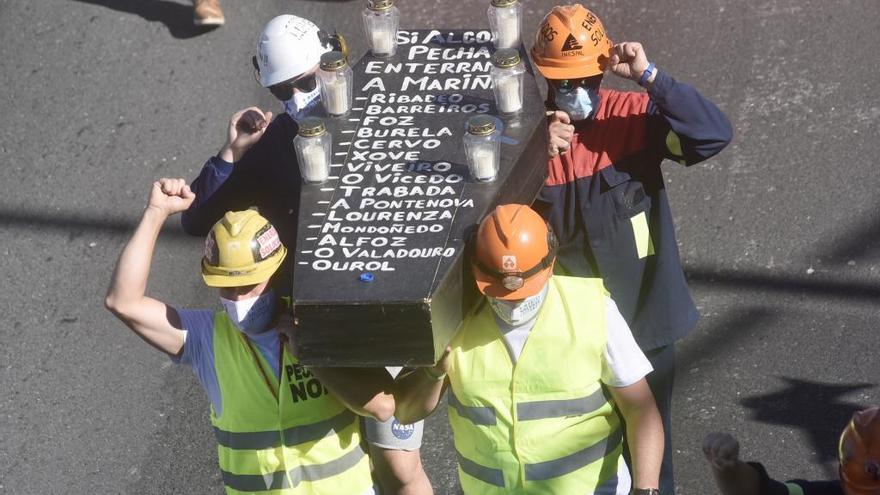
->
[1,0,878,493]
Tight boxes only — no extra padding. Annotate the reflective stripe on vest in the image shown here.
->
[525,427,623,481]
[455,428,623,488]
[213,409,356,450]
[457,449,505,487]
[210,313,373,494]
[448,276,621,494]
[448,391,496,426]
[517,387,608,421]
[220,445,367,492]
[449,386,608,426]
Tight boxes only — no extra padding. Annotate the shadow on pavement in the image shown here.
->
[811,213,880,267]
[686,266,880,301]
[1,208,194,240]
[73,0,218,39]
[676,306,776,374]
[740,377,875,465]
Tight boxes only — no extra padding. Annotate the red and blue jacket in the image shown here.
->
[534,70,732,350]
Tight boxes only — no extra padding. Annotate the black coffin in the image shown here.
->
[292,29,548,366]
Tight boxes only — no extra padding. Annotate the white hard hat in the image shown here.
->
[256,15,330,87]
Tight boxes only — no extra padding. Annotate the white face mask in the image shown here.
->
[489,284,549,326]
[554,86,600,121]
[220,291,275,335]
[283,86,321,121]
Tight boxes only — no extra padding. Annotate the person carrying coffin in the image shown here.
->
[395,204,664,495]
[105,178,396,494]
[531,5,734,492]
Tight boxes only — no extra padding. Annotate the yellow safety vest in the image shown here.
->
[210,313,373,494]
[447,276,623,494]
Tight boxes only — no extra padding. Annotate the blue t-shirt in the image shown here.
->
[173,308,282,417]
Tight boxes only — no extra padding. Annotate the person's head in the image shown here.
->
[471,204,557,325]
[202,210,287,333]
[252,15,344,119]
[531,4,613,120]
[839,407,880,495]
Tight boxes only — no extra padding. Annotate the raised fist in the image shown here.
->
[147,178,196,216]
[547,110,574,157]
[702,432,742,471]
[609,42,650,82]
[222,107,273,163]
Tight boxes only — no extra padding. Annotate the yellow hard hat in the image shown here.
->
[201,210,287,288]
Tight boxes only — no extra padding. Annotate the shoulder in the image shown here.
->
[603,296,628,329]
[267,113,297,138]
[176,308,217,337]
[173,308,218,366]
[598,88,650,119]
[552,275,606,295]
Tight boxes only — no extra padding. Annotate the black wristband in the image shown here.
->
[631,489,661,495]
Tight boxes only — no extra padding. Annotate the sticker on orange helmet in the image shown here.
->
[502,255,518,271]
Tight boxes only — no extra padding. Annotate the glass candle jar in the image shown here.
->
[487,0,522,50]
[294,118,332,184]
[363,0,400,57]
[318,51,353,117]
[464,115,500,182]
[490,48,525,115]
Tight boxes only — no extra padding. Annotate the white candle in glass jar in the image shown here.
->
[495,75,522,114]
[301,143,328,183]
[324,77,349,115]
[495,12,519,49]
[371,27,393,54]
[470,147,497,181]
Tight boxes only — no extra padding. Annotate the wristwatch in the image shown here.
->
[631,489,661,495]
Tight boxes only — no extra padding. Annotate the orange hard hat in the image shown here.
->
[531,4,613,80]
[839,407,880,495]
[472,204,557,300]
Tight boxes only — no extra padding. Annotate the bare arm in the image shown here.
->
[393,348,451,425]
[608,378,664,491]
[278,314,396,422]
[702,432,760,495]
[309,367,396,422]
[105,178,195,357]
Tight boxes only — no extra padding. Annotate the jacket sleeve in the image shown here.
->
[646,70,733,166]
[748,462,845,495]
[180,156,234,236]
[180,117,287,236]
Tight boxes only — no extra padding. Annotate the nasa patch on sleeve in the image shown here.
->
[391,419,415,440]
